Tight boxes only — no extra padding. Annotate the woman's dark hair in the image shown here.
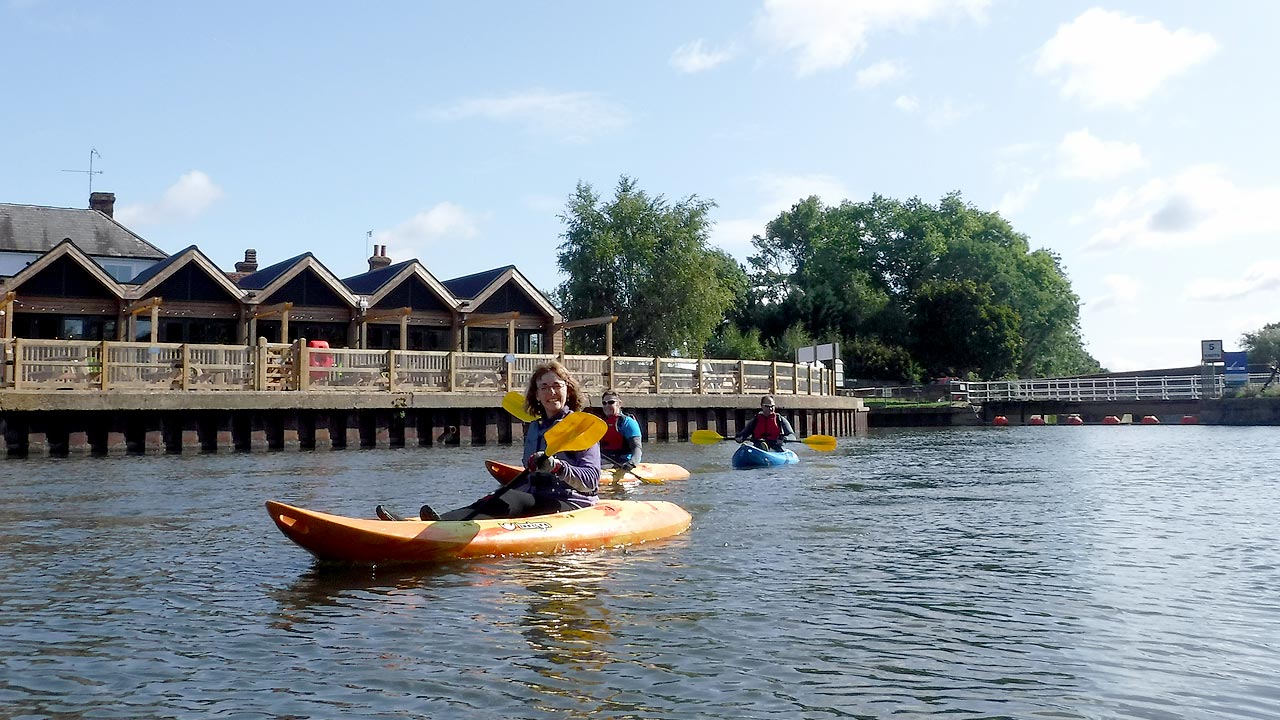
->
[524,360,585,417]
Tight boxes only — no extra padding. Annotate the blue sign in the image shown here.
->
[1224,351,1249,384]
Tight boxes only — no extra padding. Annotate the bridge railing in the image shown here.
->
[967,373,1275,403]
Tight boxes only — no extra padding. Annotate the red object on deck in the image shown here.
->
[1029,415,1046,426]
[1064,414,1084,426]
[1141,415,1160,424]
[1102,415,1120,425]
[993,416,1009,426]
[1180,415,1199,425]
[308,340,334,380]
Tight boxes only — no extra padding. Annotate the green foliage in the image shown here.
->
[706,323,769,360]
[910,279,1023,378]
[555,177,746,356]
[747,192,1099,381]
[1241,322,1280,365]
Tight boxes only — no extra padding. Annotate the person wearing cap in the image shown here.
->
[598,389,642,471]
[735,395,796,451]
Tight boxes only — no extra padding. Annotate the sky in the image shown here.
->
[2,1,1277,372]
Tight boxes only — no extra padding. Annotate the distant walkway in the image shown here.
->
[966,373,1271,403]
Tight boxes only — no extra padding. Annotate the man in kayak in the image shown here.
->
[377,361,601,521]
[734,395,797,451]
[598,389,642,471]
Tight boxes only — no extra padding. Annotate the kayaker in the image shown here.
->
[734,395,797,451]
[376,361,601,521]
[599,388,642,471]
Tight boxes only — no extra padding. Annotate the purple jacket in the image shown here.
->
[520,409,601,508]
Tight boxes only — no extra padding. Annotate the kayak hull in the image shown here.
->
[484,459,690,485]
[265,499,692,565]
[731,443,799,469]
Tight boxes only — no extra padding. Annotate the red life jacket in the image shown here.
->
[752,412,781,442]
[601,415,627,451]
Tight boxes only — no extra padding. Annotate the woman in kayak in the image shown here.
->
[377,361,601,521]
[734,395,797,451]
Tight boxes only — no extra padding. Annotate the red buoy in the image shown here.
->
[1180,415,1198,424]
[1029,415,1046,425]
[993,416,1009,426]
[1064,414,1084,426]
[1102,415,1120,425]
[1141,415,1160,425]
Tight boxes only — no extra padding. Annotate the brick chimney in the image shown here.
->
[235,249,259,273]
[89,191,116,218]
[368,244,391,271]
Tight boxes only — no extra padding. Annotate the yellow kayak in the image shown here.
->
[484,459,691,486]
[265,499,692,565]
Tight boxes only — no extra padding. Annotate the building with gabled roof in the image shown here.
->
[236,253,361,346]
[443,265,564,354]
[342,252,460,351]
[0,193,166,282]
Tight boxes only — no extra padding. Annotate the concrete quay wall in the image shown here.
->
[0,390,867,458]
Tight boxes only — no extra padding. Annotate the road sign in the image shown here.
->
[1201,339,1224,362]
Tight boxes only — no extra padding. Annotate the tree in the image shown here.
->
[555,176,746,357]
[1242,322,1280,365]
[747,192,1099,380]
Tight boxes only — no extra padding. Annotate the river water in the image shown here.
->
[2,426,1279,719]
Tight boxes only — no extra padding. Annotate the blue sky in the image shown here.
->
[3,1,1277,372]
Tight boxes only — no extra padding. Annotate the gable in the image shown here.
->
[377,276,452,312]
[150,263,241,303]
[261,269,350,307]
[16,255,118,300]
[470,281,548,316]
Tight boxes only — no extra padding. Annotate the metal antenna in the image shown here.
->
[62,148,103,194]
[366,229,372,259]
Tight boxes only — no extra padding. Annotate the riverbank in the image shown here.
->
[869,397,1280,426]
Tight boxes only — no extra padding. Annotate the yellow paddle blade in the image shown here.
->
[800,434,838,451]
[501,391,536,422]
[690,429,728,445]
[544,412,607,455]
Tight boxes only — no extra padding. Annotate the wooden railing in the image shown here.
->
[0,337,836,396]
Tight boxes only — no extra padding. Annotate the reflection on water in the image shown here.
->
[3,431,1280,718]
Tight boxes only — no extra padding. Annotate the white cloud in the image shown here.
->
[754,0,990,76]
[855,59,906,88]
[1035,8,1217,110]
[1057,129,1147,180]
[1187,261,1280,302]
[429,90,628,143]
[115,171,223,226]
[1083,165,1280,252]
[1087,274,1141,311]
[374,202,481,261]
[893,94,919,113]
[670,39,735,73]
[709,172,851,254]
[995,178,1040,217]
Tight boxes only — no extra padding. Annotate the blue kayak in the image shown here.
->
[731,442,800,469]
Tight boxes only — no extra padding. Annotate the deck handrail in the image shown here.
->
[0,337,836,396]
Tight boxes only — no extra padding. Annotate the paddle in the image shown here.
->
[493,411,607,490]
[689,428,837,451]
[502,390,537,422]
[600,452,664,485]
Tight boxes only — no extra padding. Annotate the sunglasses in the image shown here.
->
[762,404,775,409]
[603,400,619,405]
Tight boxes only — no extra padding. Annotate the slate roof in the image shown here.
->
[236,252,312,290]
[0,203,168,259]
[127,244,196,285]
[342,259,417,294]
[443,265,515,300]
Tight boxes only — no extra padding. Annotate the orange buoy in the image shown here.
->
[993,416,1009,426]
[1180,415,1198,425]
[1141,415,1160,424]
[1029,415,1045,426]
[1064,414,1084,426]
[1102,415,1120,425]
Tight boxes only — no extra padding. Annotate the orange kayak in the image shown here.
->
[484,459,690,486]
[265,499,692,565]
